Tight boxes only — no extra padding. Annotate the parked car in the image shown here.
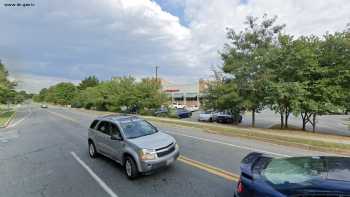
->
[40,104,48,108]
[169,103,185,109]
[214,112,242,123]
[198,111,215,122]
[88,115,180,179]
[153,107,169,117]
[235,152,350,197]
[174,108,192,119]
[186,105,199,112]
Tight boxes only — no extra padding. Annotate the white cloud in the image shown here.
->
[1,0,195,85]
[9,73,80,93]
[180,0,350,69]
[1,0,349,92]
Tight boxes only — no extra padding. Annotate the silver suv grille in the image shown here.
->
[156,143,175,157]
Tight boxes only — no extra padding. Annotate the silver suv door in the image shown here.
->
[105,122,124,162]
[95,121,111,155]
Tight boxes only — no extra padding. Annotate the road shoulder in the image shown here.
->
[0,110,16,128]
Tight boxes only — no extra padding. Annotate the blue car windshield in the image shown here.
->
[261,157,327,185]
[261,157,350,185]
[120,120,157,139]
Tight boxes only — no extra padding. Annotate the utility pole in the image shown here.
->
[155,65,159,81]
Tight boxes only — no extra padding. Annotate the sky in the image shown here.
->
[1,0,349,93]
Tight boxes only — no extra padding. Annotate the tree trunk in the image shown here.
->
[301,113,306,131]
[312,113,316,133]
[280,112,284,129]
[284,109,289,128]
[252,109,255,128]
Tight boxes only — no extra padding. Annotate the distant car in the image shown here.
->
[198,111,215,122]
[186,105,199,112]
[126,106,139,114]
[88,115,180,179]
[174,108,192,119]
[154,107,169,117]
[40,104,48,108]
[235,152,350,197]
[169,103,185,109]
[214,112,242,123]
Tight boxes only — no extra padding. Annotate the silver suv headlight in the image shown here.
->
[140,149,157,160]
[175,143,179,149]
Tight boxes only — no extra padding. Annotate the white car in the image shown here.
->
[186,105,199,112]
[198,111,215,122]
[169,103,185,109]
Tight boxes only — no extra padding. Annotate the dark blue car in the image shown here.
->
[153,108,192,119]
[175,108,192,118]
[235,152,350,197]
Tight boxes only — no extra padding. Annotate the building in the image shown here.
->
[161,79,209,107]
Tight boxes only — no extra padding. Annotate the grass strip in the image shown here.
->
[0,111,15,127]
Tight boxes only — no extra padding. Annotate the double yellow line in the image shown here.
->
[178,156,239,182]
[47,109,240,182]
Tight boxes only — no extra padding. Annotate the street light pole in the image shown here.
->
[155,65,159,81]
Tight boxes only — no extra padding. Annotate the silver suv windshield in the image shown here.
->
[120,120,157,139]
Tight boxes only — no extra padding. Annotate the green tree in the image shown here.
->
[135,78,167,114]
[13,90,28,104]
[319,31,350,113]
[268,32,349,131]
[299,30,350,131]
[203,69,242,123]
[0,62,16,105]
[45,83,77,105]
[221,14,285,127]
[69,76,167,113]
[104,76,138,112]
[263,35,315,128]
[33,88,49,102]
[78,86,106,110]
[78,75,99,90]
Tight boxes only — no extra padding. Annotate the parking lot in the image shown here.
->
[187,109,350,136]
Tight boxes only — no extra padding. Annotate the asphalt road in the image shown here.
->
[0,105,332,197]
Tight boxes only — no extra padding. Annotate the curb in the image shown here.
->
[0,111,16,128]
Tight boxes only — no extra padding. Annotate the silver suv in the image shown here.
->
[88,115,180,179]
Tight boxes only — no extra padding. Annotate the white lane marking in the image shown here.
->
[165,131,290,157]
[7,107,32,128]
[70,152,119,197]
[8,117,25,128]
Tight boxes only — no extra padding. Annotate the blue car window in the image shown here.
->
[326,157,350,182]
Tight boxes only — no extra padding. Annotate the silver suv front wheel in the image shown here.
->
[124,156,138,179]
[89,142,97,158]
